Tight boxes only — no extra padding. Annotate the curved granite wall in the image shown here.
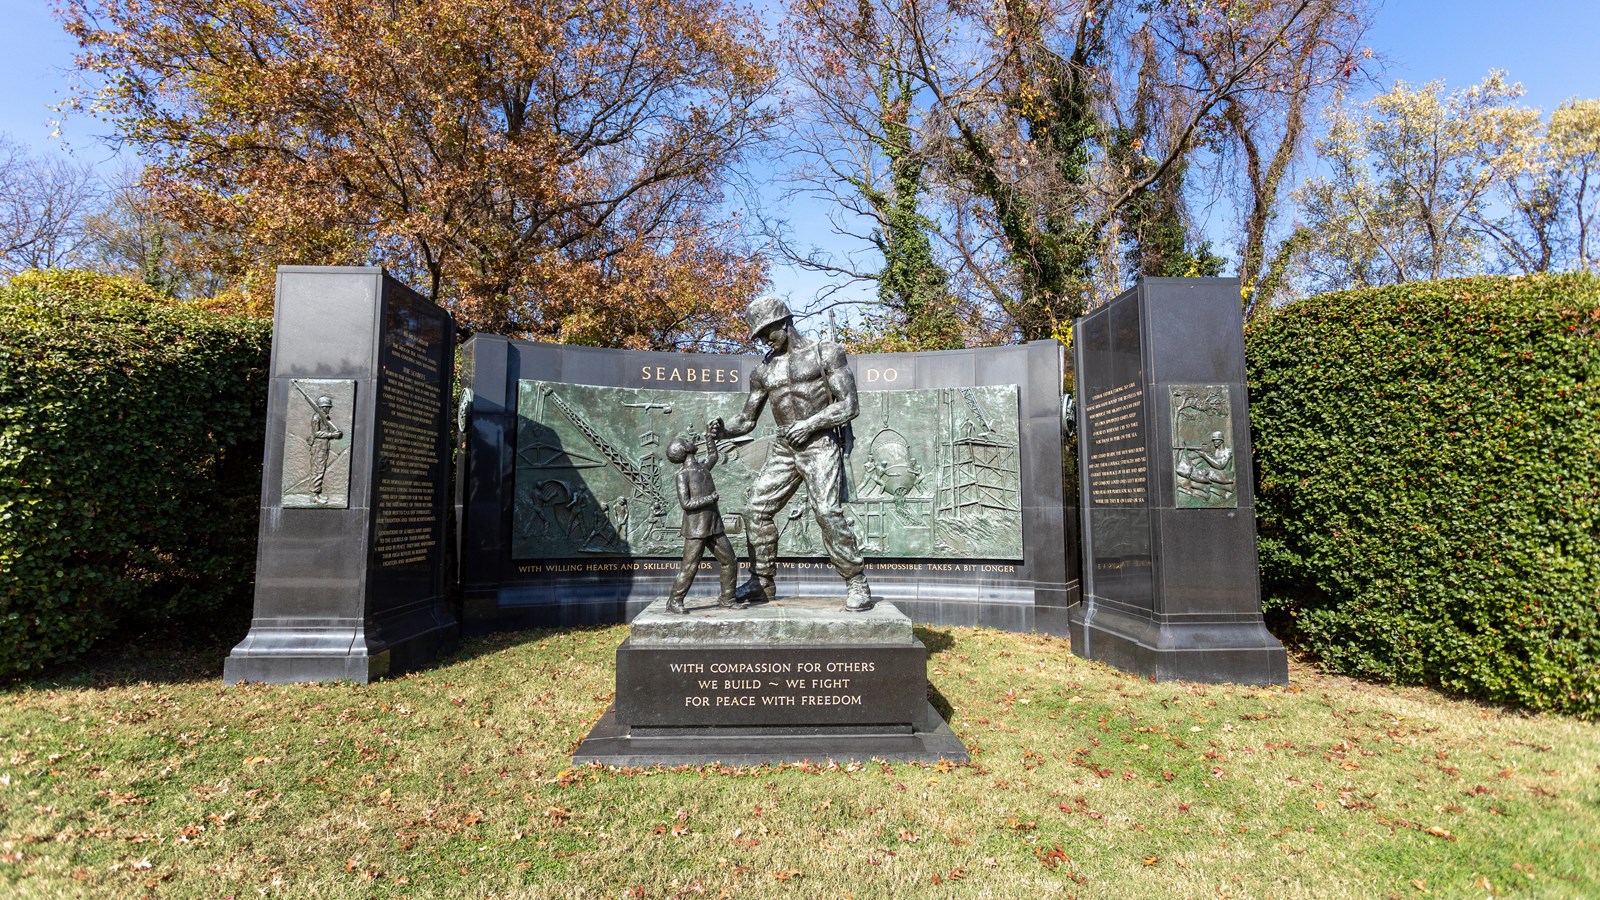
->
[456,337,1078,634]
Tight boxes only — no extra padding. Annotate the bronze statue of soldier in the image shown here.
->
[709,296,875,612]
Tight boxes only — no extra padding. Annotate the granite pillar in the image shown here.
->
[1069,278,1287,685]
[224,266,458,684]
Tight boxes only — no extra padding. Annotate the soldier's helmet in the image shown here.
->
[666,437,696,464]
[744,295,792,339]
[317,396,334,408]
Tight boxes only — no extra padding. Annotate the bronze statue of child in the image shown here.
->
[664,428,747,614]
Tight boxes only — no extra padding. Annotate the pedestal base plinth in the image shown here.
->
[572,598,968,766]
[1069,601,1287,686]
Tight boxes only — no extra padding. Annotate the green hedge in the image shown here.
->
[1247,274,1600,717]
[0,271,271,678]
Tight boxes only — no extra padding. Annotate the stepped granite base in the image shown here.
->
[572,598,968,766]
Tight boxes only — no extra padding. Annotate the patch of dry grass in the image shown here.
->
[1,617,1596,898]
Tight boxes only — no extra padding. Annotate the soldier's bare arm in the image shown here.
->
[710,366,768,439]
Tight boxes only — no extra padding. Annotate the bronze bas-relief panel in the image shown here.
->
[281,378,356,509]
[513,380,1023,560]
[1169,384,1237,509]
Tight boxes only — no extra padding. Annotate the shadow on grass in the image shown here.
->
[913,625,956,655]
[440,624,618,668]
[926,680,955,721]
[3,599,629,695]
[7,601,255,693]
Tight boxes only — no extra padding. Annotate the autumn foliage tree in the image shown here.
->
[1292,73,1600,293]
[62,0,775,348]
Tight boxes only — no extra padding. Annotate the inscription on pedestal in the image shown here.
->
[616,644,926,728]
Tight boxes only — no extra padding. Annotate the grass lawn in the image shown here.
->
[1,611,1596,899]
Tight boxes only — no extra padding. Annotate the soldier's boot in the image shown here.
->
[844,574,874,612]
[717,592,749,610]
[664,594,688,615]
[735,574,776,605]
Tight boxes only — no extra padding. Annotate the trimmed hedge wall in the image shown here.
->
[0,271,271,678]
[1247,274,1600,718]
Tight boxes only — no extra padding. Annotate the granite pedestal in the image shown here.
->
[572,599,968,766]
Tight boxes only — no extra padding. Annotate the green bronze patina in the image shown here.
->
[281,378,354,509]
[513,380,1023,560]
[1170,384,1237,509]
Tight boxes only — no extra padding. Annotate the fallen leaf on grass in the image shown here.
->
[771,868,802,882]
[1142,856,1160,866]
[1424,826,1456,842]
[1036,845,1068,870]
[897,827,919,843]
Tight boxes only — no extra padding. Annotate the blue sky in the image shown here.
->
[3,1,1597,307]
